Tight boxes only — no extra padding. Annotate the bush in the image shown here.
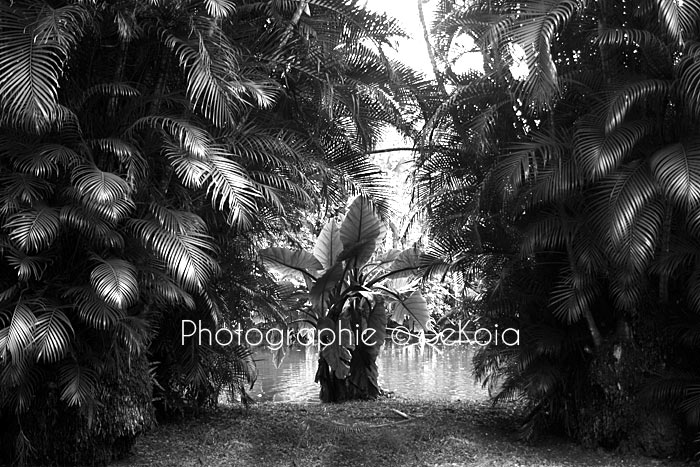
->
[0,351,154,466]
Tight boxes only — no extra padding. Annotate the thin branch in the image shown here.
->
[367,147,416,154]
[279,0,310,51]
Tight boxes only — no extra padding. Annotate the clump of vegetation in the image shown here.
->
[413,0,700,456]
[261,195,430,402]
[0,0,419,464]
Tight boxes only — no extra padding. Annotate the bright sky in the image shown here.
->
[365,0,437,77]
[364,0,482,78]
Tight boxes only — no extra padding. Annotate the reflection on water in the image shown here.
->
[248,343,488,403]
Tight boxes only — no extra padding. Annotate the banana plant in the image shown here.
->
[260,195,432,402]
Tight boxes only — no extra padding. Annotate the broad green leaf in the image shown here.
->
[313,219,342,268]
[375,249,402,268]
[363,299,386,358]
[338,196,385,267]
[390,290,433,332]
[320,343,352,380]
[90,257,138,309]
[387,247,422,278]
[260,247,322,280]
[319,315,355,380]
[309,263,345,314]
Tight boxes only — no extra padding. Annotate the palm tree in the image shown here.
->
[0,0,421,463]
[417,0,700,453]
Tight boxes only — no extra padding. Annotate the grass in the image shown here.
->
[113,398,686,467]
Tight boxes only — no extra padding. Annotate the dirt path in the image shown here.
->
[113,399,685,467]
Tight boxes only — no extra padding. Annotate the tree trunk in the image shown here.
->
[573,314,685,457]
[316,345,381,402]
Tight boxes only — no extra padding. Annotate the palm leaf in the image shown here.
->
[66,286,124,330]
[90,256,138,310]
[58,360,97,406]
[603,80,671,134]
[657,0,700,45]
[549,267,600,324]
[594,160,658,242]
[71,163,132,204]
[2,301,36,360]
[677,48,700,120]
[130,115,213,159]
[650,139,700,209]
[33,308,73,363]
[5,248,48,281]
[574,117,652,180]
[163,32,234,127]
[202,0,236,18]
[509,0,587,108]
[0,4,88,131]
[338,195,385,267]
[0,172,55,205]
[205,152,260,227]
[129,218,219,293]
[5,205,60,253]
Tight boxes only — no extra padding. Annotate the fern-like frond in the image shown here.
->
[90,256,139,310]
[574,117,652,180]
[650,138,700,209]
[58,360,97,406]
[65,286,124,330]
[129,218,219,292]
[657,0,700,46]
[0,3,89,132]
[33,308,73,363]
[5,205,60,253]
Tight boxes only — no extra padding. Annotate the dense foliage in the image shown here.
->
[0,0,420,463]
[415,0,700,456]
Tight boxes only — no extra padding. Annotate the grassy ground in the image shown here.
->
[113,399,686,467]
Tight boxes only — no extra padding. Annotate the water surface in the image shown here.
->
[248,343,488,403]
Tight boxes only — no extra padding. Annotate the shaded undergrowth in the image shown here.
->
[112,399,685,467]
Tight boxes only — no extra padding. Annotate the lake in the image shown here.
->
[247,342,489,403]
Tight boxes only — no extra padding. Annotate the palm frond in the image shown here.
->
[574,117,653,180]
[5,205,60,253]
[509,0,587,108]
[0,3,89,132]
[657,0,700,45]
[591,160,658,243]
[65,286,124,330]
[129,218,219,293]
[650,138,700,210]
[89,256,139,310]
[33,308,73,363]
[58,360,97,406]
[603,80,671,133]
